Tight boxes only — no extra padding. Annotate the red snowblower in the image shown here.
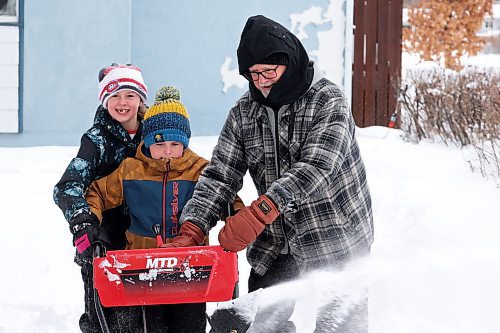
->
[92,224,239,332]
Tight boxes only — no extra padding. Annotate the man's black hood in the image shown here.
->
[237,15,314,109]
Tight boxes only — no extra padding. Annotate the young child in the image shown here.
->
[84,86,210,332]
[53,63,148,332]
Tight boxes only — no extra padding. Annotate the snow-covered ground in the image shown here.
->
[1,126,500,332]
[1,45,499,332]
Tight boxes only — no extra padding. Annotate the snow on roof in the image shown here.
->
[493,4,500,18]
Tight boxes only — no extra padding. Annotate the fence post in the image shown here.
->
[352,0,402,128]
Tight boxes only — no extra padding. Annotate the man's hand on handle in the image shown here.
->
[160,221,206,248]
[218,194,279,252]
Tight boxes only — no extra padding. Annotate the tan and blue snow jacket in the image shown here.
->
[86,143,210,250]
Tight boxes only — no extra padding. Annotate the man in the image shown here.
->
[170,14,374,331]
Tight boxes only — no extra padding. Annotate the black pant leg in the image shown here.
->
[248,254,299,292]
[80,262,144,333]
[108,306,144,333]
[100,205,130,251]
[172,303,206,333]
[314,296,368,333]
[79,263,102,333]
[246,254,300,333]
[145,303,206,333]
[76,207,136,333]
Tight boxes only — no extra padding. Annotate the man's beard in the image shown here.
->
[259,87,270,98]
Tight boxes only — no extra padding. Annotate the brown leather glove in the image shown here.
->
[160,221,205,248]
[218,194,279,252]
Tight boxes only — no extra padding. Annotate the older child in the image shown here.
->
[85,86,210,332]
[53,63,148,332]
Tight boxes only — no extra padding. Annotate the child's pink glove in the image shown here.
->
[70,213,109,264]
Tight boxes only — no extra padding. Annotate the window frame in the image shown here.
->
[0,0,18,24]
[0,0,22,133]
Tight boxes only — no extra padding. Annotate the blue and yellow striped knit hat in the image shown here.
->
[143,86,191,148]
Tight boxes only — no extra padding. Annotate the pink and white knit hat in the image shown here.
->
[97,64,148,107]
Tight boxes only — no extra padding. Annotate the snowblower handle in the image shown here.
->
[92,242,111,333]
[152,224,164,247]
[93,243,106,258]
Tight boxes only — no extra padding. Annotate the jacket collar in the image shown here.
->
[94,106,143,142]
[247,62,323,122]
[136,142,199,172]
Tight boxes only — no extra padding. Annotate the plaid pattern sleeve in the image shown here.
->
[180,104,249,234]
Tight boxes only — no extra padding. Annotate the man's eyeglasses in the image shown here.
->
[243,65,280,81]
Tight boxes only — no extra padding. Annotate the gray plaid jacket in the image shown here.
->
[181,78,374,275]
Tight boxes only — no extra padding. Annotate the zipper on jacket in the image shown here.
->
[273,109,281,178]
[162,161,171,242]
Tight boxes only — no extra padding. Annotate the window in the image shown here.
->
[0,0,19,133]
[0,0,17,23]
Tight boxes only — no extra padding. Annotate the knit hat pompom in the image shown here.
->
[143,85,190,149]
[155,86,181,104]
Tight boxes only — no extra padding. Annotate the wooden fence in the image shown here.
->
[352,0,403,127]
